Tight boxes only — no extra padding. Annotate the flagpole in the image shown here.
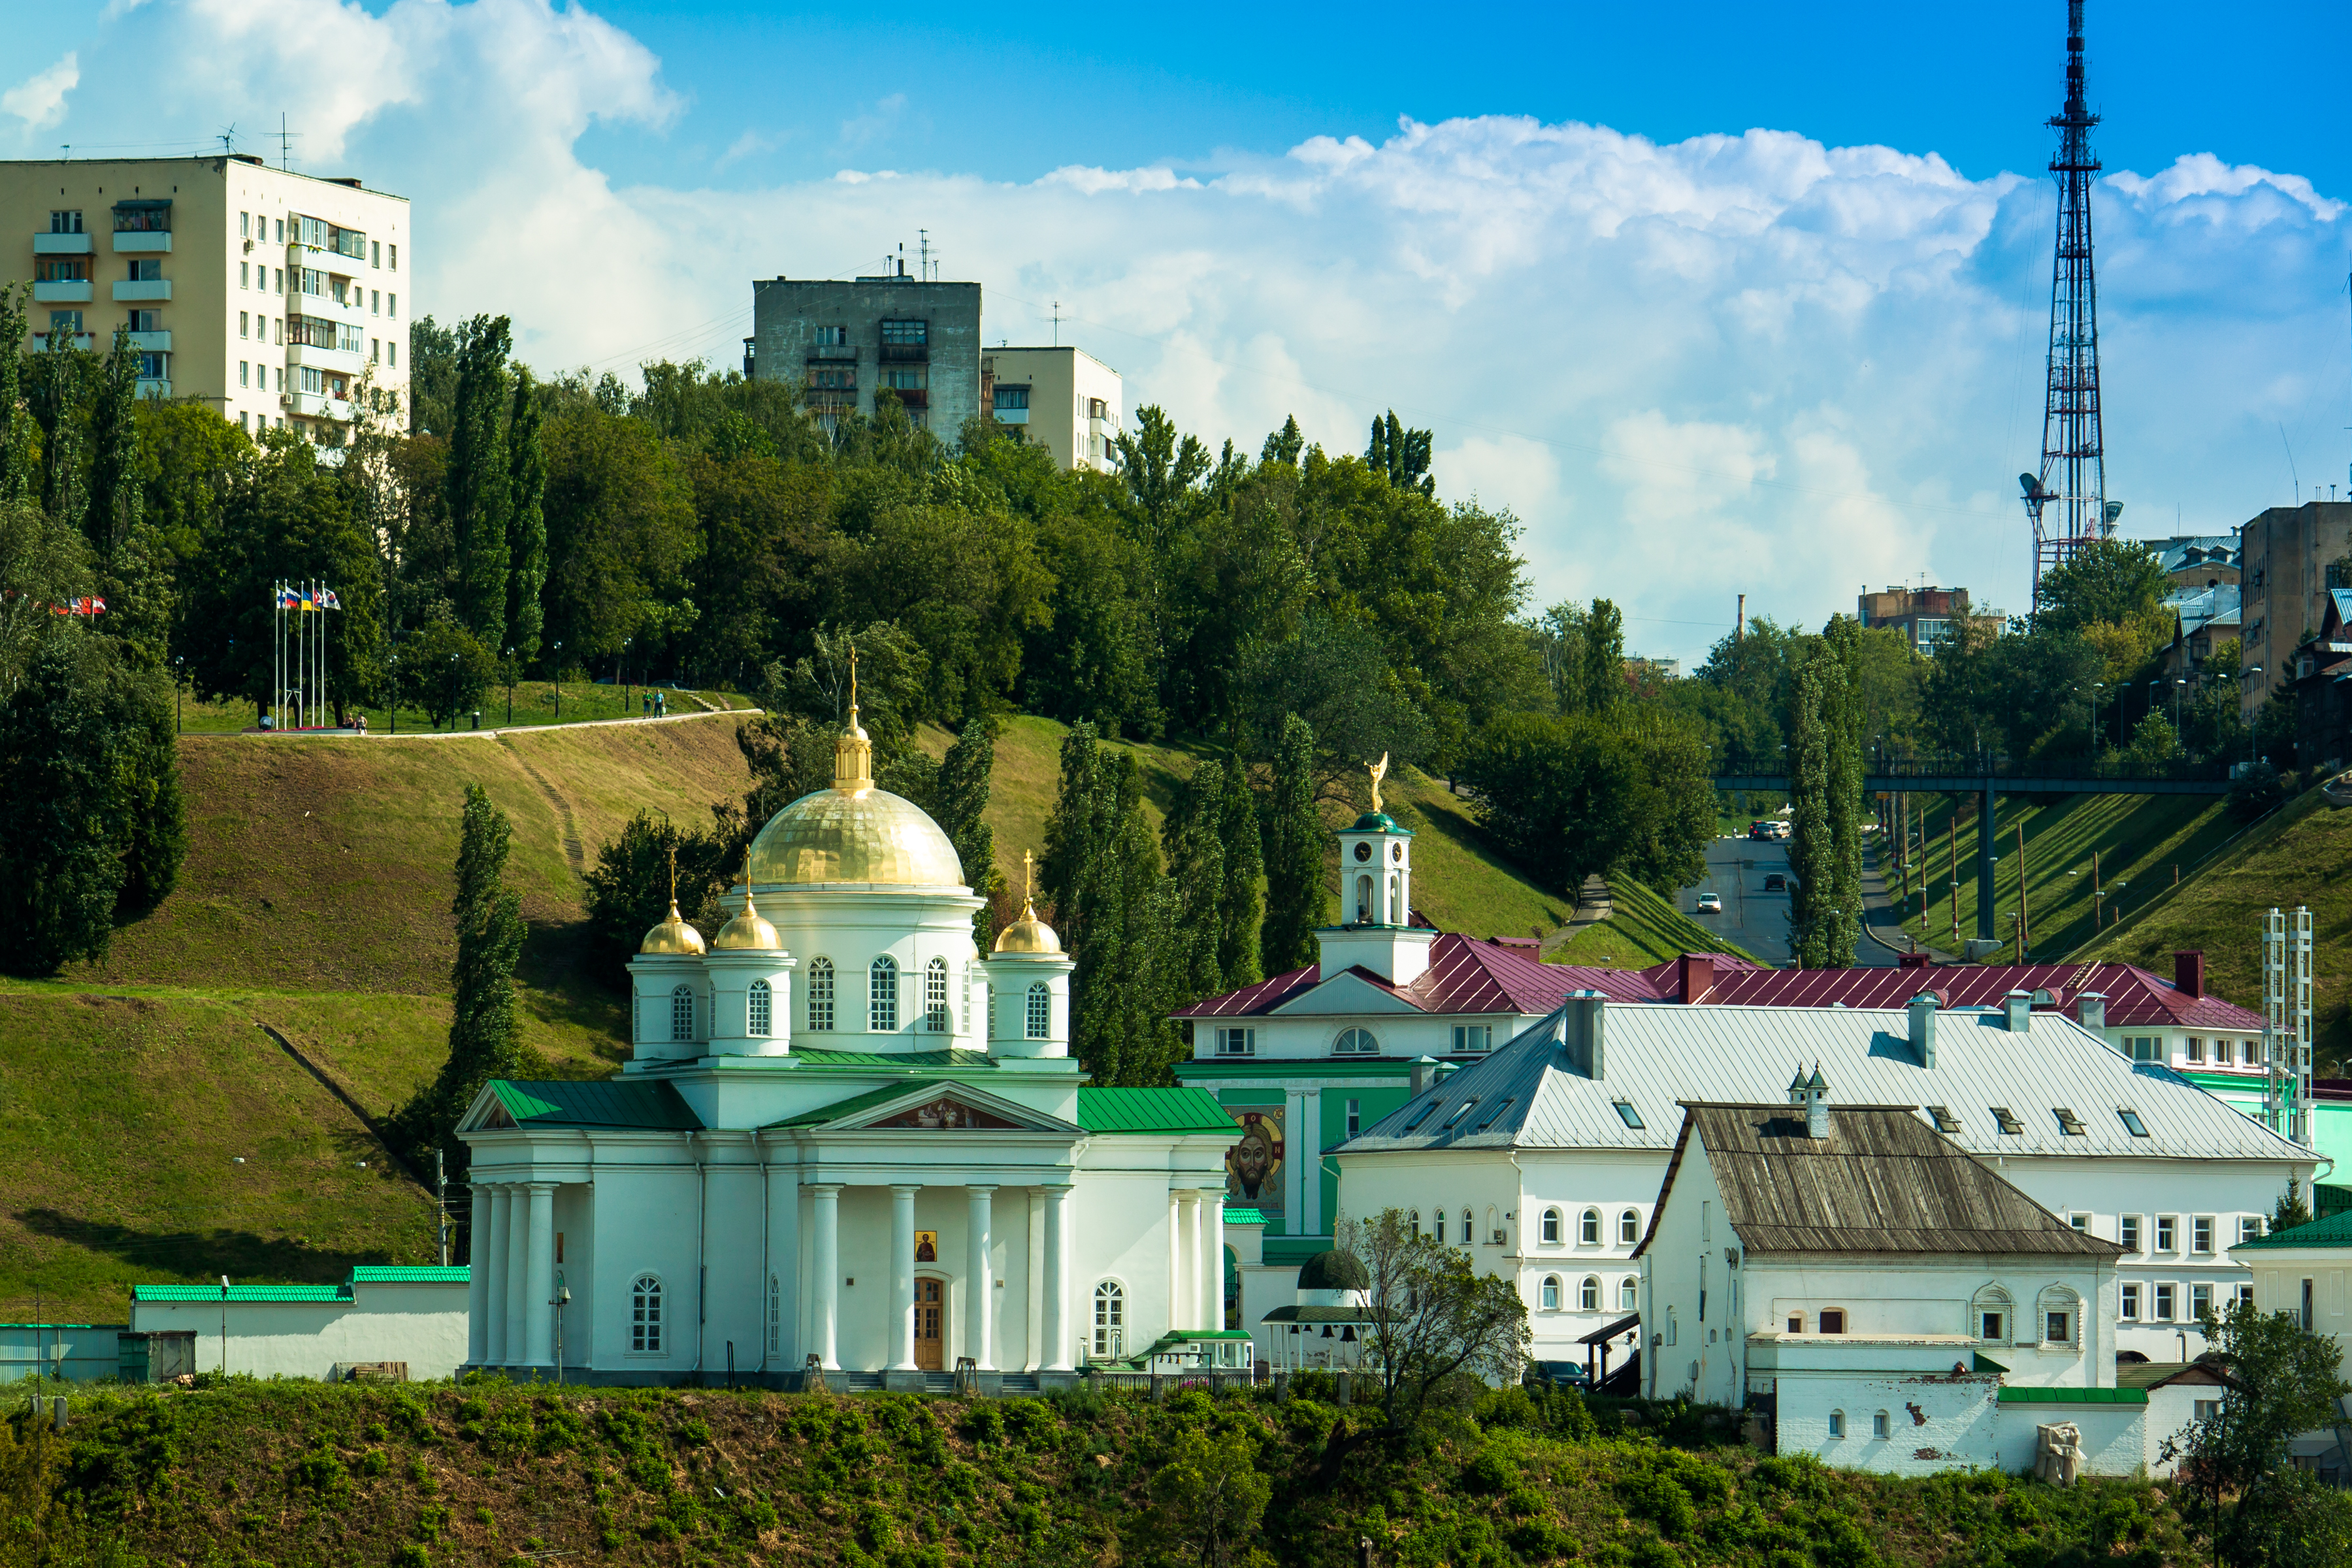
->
[273,581,282,731]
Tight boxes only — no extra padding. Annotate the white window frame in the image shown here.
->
[870,955,899,1032]
[1332,1026,1379,1057]
[1619,1277,1639,1312]
[2120,1282,2140,1321]
[2156,1215,2178,1254]
[2154,1282,2176,1322]
[2121,1215,2142,1254]
[1091,1280,1125,1358]
[748,977,772,1037]
[925,956,951,1032]
[1827,1410,1846,1439]
[1539,1275,1560,1311]
[1872,1411,1890,1440]
[669,985,694,1043]
[1579,1276,1599,1312]
[1215,1027,1255,1057]
[807,957,835,1031]
[1620,1209,1641,1245]
[1580,1209,1601,1246]
[2238,1216,2264,1246]
[1541,1208,1561,1245]
[2193,1216,2215,1256]
[629,1273,664,1354]
[1025,982,1051,1041]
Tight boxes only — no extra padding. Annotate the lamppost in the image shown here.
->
[506,648,515,727]
[552,1274,570,1385]
[449,653,459,731]
[2087,682,2103,752]
[2172,676,2186,736]
[621,638,632,718]
[174,655,184,734]
[387,653,398,734]
[2246,666,2262,765]
[551,641,564,721]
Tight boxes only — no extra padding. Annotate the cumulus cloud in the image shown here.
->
[39,1,2352,662]
[3,52,79,133]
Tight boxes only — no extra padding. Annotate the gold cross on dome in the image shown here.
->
[1022,849,1035,902]
[847,645,859,713]
[666,843,678,904]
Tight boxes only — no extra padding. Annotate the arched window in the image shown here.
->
[1620,1277,1639,1312]
[808,958,835,1031]
[926,956,950,1032]
[748,978,772,1037]
[1387,876,1400,924]
[630,1274,664,1353]
[1970,1284,2014,1345]
[1580,1208,1601,1245]
[1620,1209,1641,1245]
[1580,1276,1600,1312]
[1540,1276,1561,1310]
[870,955,899,1031]
[767,1274,781,1356]
[1026,982,1050,1040]
[1460,1209,1474,1245]
[1541,1208,1561,1245]
[1827,1410,1846,1439]
[1355,874,1373,924]
[1333,1028,1380,1056]
[2037,1285,2080,1348]
[1408,1209,1421,1237]
[1872,1411,1891,1440]
[670,985,694,1043]
[1092,1282,1124,1358]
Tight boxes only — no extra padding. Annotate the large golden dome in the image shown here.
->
[743,676,966,889]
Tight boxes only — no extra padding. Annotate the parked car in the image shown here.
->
[1523,1360,1592,1391]
[1762,873,1786,892]
[1696,892,1723,913]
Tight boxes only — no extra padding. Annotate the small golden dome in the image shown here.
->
[639,899,706,956]
[992,896,1062,955]
[712,883,781,951]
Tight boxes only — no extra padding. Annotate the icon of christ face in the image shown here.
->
[1230,1119,1276,1199]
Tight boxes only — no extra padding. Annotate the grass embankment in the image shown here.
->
[2082,791,2352,1070]
[171,683,753,736]
[1548,877,1758,968]
[1890,792,2232,962]
[10,1379,2189,1568]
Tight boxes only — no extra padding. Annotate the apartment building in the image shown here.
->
[1855,585,1999,655]
[979,346,1124,474]
[1,155,412,444]
[2239,501,2352,723]
[747,271,981,433]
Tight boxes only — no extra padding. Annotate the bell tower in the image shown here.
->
[1316,755,1433,986]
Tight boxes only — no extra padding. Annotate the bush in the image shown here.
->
[2228,760,2283,821]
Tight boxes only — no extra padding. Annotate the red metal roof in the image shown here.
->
[1173,934,1757,1019]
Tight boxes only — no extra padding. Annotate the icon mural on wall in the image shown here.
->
[914,1230,938,1264]
[1224,1106,1284,1215]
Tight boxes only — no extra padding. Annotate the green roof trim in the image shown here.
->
[350,1266,470,1284]
[1995,1386,2147,1405]
[1075,1086,1235,1135]
[134,1284,351,1304]
[1974,1353,2009,1375]
[2234,1210,2352,1250]
[791,1048,1004,1070]
[487,1079,702,1131]
[1223,1207,1269,1226]
[770,1081,951,1130]
[1177,1059,1422,1081]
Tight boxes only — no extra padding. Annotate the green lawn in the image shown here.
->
[169,681,752,736]
[1548,875,1759,967]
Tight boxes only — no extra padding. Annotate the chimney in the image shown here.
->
[1678,952,1715,1004]
[2003,990,2032,1034]
[1411,1056,1441,1096]
[1805,1064,1831,1139]
[1564,990,1606,1080]
[1897,951,1931,971]
[2076,991,2106,1033]
[1907,992,1938,1068]
[2174,951,2206,1000]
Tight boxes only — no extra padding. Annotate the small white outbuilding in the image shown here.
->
[129,1266,472,1381]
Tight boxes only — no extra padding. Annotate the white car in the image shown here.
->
[1696,892,1723,913]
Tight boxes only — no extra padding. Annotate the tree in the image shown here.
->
[1259,713,1328,977]
[1458,711,1646,897]
[1041,723,1181,1085]
[1318,1208,1529,1484]
[1365,410,1433,497]
[1239,612,1430,798]
[25,330,88,532]
[1162,757,1233,1005]
[505,368,549,667]
[2037,537,2171,636]
[1784,644,1849,968]
[400,610,497,728]
[2166,1296,2352,1568]
[0,285,34,505]
[407,316,461,436]
[447,314,514,650]
[404,785,528,1175]
[1820,616,1865,965]
[1149,1427,1272,1568]
[2272,1181,2315,1237]
[583,808,732,969]
[934,717,1002,942]
[1215,757,1264,991]
[1580,598,1625,716]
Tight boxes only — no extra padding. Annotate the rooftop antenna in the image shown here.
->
[1051,301,1061,348]
[218,123,237,157]
[2024,0,2110,608]
[2281,421,2300,504]
[919,228,931,282]
[278,112,301,172]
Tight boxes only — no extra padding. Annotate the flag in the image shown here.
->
[299,590,317,612]
[277,585,300,609]
[59,596,106,616]
[318,587,342,610]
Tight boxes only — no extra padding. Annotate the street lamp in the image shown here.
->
[621,638,632,718]
[553,641,563,721]
[506,648,515,727]
[2246,666,2263,765]
[2087,682,2104,752]
[174,655,184,734]
[387,653,398,734]
[2172,677,2186,736]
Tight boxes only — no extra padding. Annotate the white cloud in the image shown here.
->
[3,52,79,133]
[39,2,2352,665]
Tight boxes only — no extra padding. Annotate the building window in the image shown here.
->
[883,366,927,391]
[2121,1283,2140,1320]
[1621,1209,1641,1245]
[2155,1282,2176,1321]
[1092,1282,1124,1358]
[2124,1036,2163,1063]
[1827,1411,1846,1439]
[34,260,88,283]
[767,1273,781,1355]
[239,311,250,339]
[1818,1309,1846,1335]
[2121,1215,2142,1253]
[2239,1216,2264,1245]
[925,956,950,1032]
[2157,1216,2178,1253]
[1540,1276,1560,1311]
[1441,1098,1480,1131]
[1214,1027,1254,1056]
[815,325,848,346]
[2193,1217,2215,1255]
[1333,1027,1379,1056]
[2068,1213,2089,1233]
[1613,1101,1644,1130]
[1459,1209,1473,1245]
[1580,1277,1599,1312]
[993,385,1029,413]
[2185,1037,2205,1064]
[1452,1024,1492,1054]
[1541,1209,1561,1245]
[1872,1411,1890,1440]
[2039,1286,2080,1346]
[1580,1209,1601,1245]
[748,978,772,1037]
[2191,1282,2213,1320]
[2236,1283,2255,1307]
[880,319,928,346]
[870,955,899,1030]
[2118,1108,2149,1138]
[1345,1098,1361,1137]
[2194,1398,2220,1422]
[1990,1107,2023,1135]
[1620,1277,1639,1311]
[238,361,249,387]
[630,1274,664,1352]
[48,210,83,234]
[388,291,397,318]
[389,244,397,270]
[1927,1105,1961,1133]
[241,261,250,289]
[1025,982,1050,1040]
[670,985,694,1042]
[807,957,835,1030]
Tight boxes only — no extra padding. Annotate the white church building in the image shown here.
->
[457,694,1237,1388]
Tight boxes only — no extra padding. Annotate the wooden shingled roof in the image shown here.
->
[1664,1103,2124,1258]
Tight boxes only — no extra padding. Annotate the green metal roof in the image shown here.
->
[2234,1211,2352,1250]
[1075,1086,1234,1135]
[770,1081,950,1130]
[791,1048,1003,1070]
[1264,1236,1335,1266]
[1223,1207,1268,1226]
[1995,1386,2147,1405]
[350,1266,469,1284]
[489,1079,702,1130]
[134,1284,351,1303]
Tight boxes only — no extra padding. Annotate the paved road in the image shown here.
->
[1677,836,1907,968]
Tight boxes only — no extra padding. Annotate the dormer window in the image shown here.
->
[1990,1107,2023,1135]
[2052,1108,2085,1137]
[1926,1106,1961,1134]
[2117,1108,2149,1138]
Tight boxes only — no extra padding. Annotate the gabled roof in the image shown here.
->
[350,1266,469,1284]
[1343,999,2310,1166]
[768,1079,1075,1134]
[1652,1103,2121,1258]
[134,1264,471,1303]
[474,1079,703,1132]
[1075,1086,1233,1135]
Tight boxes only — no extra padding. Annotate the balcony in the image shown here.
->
[113,231,172,253]
[994,406,1030,425]
[33,280,91,302]
[33,233,92,255]
[286,391,353,422]
[113,279,172,302]
[806,342,858,361]
[31,332,95,351]
[287,343,364,375]
[124,330,171,353]
[135,379,171,400]
[878,343,929,363]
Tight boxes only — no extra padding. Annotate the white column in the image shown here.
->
[1283,1089,1308,1231]
[966,1185,996,1369]
[1167,1191,1184,1332]
[1301,1088,1324,1235]
[1041,1184,1073,1371]
[889,1184,919,1370]
[523,1183,556,1369]
[1177,1191,1202,1331]
[504,1184,529,1362]
[466,1184,491,1367]
[1203,1198,1225,1332]
[809,1184,841,1370]
[483,1186,511,1365]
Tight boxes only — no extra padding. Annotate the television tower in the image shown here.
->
[2019,0,2117,604]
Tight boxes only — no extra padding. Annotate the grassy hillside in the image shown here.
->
[2080,791,2352,1070]
[1890,791,2234,962]
[1548,876,1758,968]
[12,1378,2191,1568]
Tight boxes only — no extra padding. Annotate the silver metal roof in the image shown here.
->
[1341,1000,2311,1165]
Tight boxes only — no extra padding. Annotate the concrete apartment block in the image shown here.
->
[748,274,981,434]
[0,154,412,446]
[2238,501,2352,722]
[981,346,1124,474]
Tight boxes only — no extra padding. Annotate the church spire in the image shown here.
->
[834,645,873,790]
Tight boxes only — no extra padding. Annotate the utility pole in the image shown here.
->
[1947,812,1959,943]
[436,1149,449,1267]
[2016,824,2030,959]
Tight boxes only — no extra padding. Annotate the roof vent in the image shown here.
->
[1908,992,1938,1068]
[2076,991,2106,1033]
[1564,991,1606,1080]
[2003,991,2032,1034]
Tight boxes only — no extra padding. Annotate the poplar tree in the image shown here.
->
[1260,713,1328,977]
[1785,632,1861,968]
[1821,615,1866,964]
[504,367,548,666]
[86,330,141,557]
[1043,724,1181,1085]
[934,716,1002,942]
[1580,598,1625,715]
[412,783,526,1173]
[0,286,28,504]
[27,330,87,532]
[446,314,513,651]
[1215,757,1264,990]
[1163,758,1232,1004]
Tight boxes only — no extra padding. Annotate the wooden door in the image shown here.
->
[914,1279,944,1371]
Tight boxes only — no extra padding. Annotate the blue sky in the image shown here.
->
[8,0,2351,664]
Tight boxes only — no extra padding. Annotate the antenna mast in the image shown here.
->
[2024,0,2110,605]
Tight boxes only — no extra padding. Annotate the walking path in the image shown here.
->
[1859,839,1956,964]
[1541,875,1613,956]
[185,707,761,743]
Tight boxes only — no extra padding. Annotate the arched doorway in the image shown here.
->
[915,1278,945,1371]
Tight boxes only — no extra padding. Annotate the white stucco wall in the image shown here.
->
[1989,1399,2149,1477]
[1769,1366,2002,1473]
[130,1282,470,1381]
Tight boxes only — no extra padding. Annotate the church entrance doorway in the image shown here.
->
[915,1279,944,1371]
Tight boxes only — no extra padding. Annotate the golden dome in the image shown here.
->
[639,899,706,956]
[712,883,781,951]
[742,674,964,889]
[992,896,1062,955]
